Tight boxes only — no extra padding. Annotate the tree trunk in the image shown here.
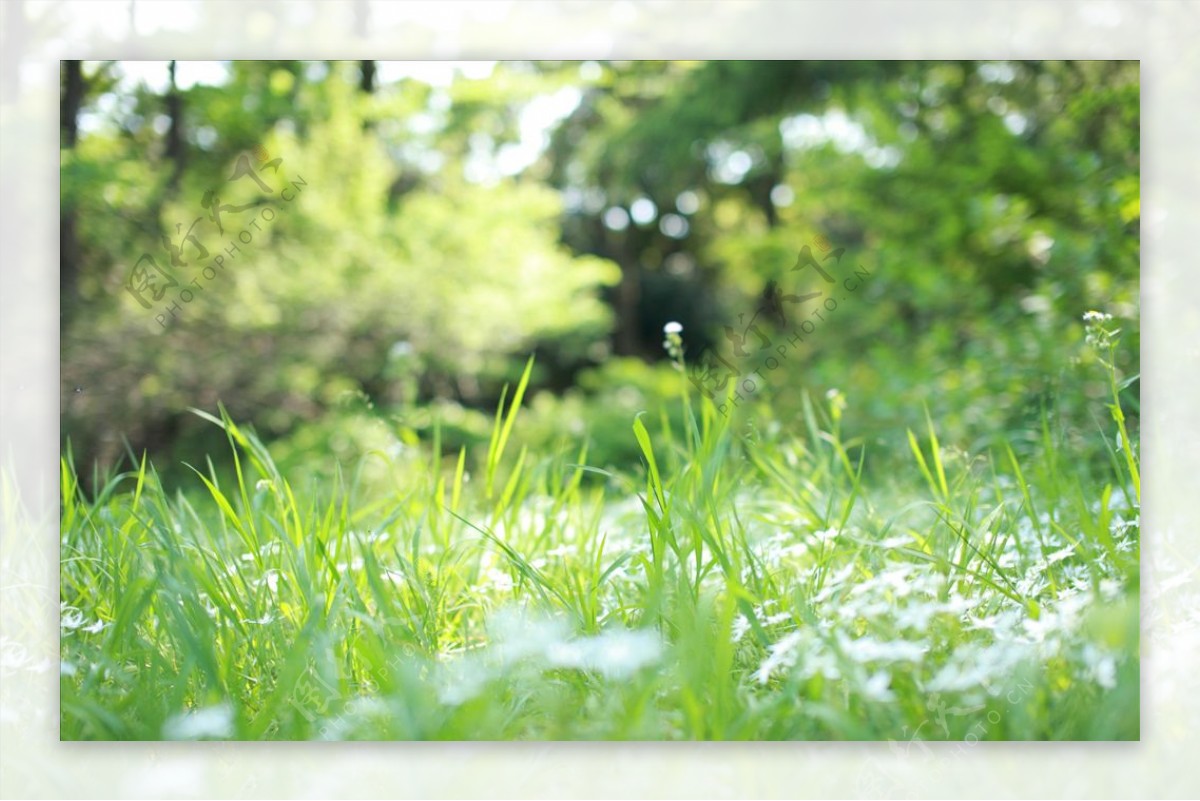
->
[60,61,84,317]
[165,60,185,190]
[61,60,83,147]
[614,259,641,357]
[360,60,376,94]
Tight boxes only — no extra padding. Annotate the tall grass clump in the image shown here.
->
[60,316,1138,740]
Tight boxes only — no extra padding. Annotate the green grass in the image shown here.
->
[59,349,1139,741]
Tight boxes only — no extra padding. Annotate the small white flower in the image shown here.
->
[1045,545,1076,565]
[1082,644,1119,690]
[60,606,85,631]
[838,634,927,664]
[813,527,839,544]
[863,669,896,702]
[663,321,683,335]
[754,630,804,684]
[779,541,808,560]
[162,703,235,740]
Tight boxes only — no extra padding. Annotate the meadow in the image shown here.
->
[60,318,1139,741]
[58,59,1140,741]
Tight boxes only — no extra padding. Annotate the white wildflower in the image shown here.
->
[926,642,1031,693]
[813,527,839,544]
[894,602,939,631]
[779,541,808,560]
[838,634,927,664]
[545,628,663,679]
[754,630,804,684]
[162,703,235,740]
[863,669,896,702]
[60,605,85,631]
[1081,644,1118,690]
[484,568,514,592]
[1046,545,1076,565]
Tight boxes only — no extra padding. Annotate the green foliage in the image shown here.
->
[61,61,619,477]
[516,358,689,469]
[60,348,1138,740]
[549,59,1138,462]
[59,60,1139,741]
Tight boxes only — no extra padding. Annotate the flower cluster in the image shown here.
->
[1083,310,1116,349]
[662,321,684,365]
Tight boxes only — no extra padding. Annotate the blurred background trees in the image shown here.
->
[60,60,1139,487]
